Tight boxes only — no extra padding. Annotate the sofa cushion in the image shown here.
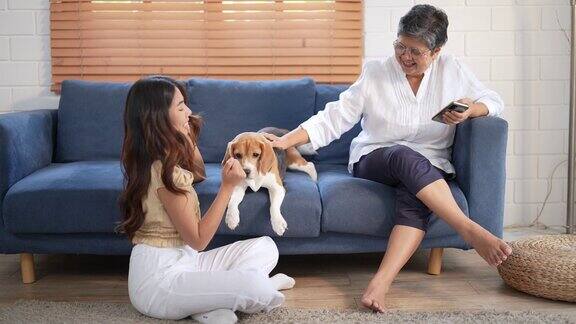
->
[3,161,124,234]
[3,161,322,238]
[195,164,322,237]
[312,85,362,165]
[187,78,316,163]
[56,80,131,162]
[316,164,469,238]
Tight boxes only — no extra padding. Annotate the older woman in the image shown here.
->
[264,4,512,312]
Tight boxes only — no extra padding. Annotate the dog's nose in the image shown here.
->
[243,169,251,175]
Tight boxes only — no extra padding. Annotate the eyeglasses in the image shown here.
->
[393,40,431,58]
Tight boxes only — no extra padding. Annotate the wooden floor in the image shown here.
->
[0,228,574,318]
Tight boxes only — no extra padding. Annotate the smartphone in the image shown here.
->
[432,101,469,124]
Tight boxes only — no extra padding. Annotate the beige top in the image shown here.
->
[132,161,201,248]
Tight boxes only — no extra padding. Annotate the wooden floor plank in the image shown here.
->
[0,228,574,317]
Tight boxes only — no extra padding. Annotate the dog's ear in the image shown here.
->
[258,139,275,175]
[222,141,236,166]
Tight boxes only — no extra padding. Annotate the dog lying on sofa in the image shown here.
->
[222,127,317,236]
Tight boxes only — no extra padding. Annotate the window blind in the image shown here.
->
[50,0,363,91]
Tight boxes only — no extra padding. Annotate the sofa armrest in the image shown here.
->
[452,116,508,238]
[0,110,57,212]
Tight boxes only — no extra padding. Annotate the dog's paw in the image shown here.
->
[306,162,318,182]
[225,208,240,230]
[271,216,288,236]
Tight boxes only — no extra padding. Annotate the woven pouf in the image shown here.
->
[498,234,576,302]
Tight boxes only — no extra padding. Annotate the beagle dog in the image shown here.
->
[222,127,317,236]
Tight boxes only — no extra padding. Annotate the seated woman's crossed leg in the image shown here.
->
[353,145,512,312]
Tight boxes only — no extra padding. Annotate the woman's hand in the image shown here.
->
[262,127,311,150]
[221,158,246,190]
[262,133,288,150]
[443,98,474,125]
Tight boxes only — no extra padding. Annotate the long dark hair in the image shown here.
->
[117,76,202,240]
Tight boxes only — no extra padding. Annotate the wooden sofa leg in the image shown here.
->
[427,248,443,275]
[20,253,36,284]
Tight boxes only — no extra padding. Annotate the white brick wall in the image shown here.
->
[365,0,570,228]
[492,7,541,30]
[0,37,8,60]
[7,0,48,10]
[0,0,58,113]
[0,0,572,227]
[491,57,539,80]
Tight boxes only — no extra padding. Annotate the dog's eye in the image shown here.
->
[253,153,260,158]
[234,153,242,159]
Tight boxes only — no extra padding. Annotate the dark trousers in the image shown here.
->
[353,145,451,231]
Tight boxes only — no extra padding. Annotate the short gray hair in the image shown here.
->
[397,4,448,50]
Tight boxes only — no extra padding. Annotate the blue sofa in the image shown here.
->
[0,78,507,283]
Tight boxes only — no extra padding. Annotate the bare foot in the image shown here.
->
[464,223,512,267]
[360,275,390,313]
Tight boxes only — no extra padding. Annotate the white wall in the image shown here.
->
[0,0,572,228]
[0,0,58,112]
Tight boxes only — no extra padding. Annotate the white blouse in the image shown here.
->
[301,54,504,174]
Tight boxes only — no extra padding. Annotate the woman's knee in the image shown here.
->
[387,145,422,160]
[386,145,429,170]
[255,236,279,265]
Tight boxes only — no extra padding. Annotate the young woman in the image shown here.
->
[118,76,294,323]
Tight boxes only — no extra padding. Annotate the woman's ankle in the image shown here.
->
[456,220,482,241]
[370,271,394,288]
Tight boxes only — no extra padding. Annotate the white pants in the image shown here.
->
[128,236,285,320]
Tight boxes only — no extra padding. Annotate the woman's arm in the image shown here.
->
[158,158,245,251]
[263,126,310,150]
[265,63,370,150]
[466,101,489,118]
